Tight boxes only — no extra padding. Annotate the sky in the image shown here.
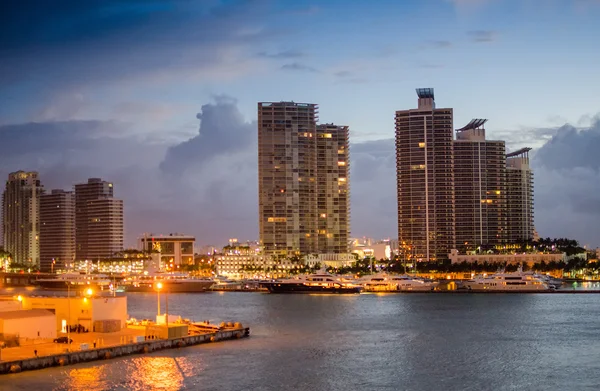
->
[1,0,600,248]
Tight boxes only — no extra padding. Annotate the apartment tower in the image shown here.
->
[506,148,534,242]
[1,171,43,266]
[454,119,507,251]
[40,189,75,272]
[75,178,123,260]
[258,102,350,258]
[395,89,455,261]
[316,124,350,253]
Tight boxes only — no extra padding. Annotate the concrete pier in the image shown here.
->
[0,327,249,375]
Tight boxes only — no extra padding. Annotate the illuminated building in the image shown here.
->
[139,233,195,268]
[40,189,75,272]
[258,102,350,259]
[2,171,43,266]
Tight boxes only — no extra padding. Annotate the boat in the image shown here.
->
[523,271,563,289]
[35,272,112,291]
[260,271,362,294]
[461,268,551,292]
[358,273,439,292]
[210,276,243,291]
[121,272,214,293]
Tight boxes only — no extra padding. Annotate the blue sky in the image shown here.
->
[1,0,600,247]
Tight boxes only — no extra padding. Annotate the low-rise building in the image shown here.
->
[74,250,158,274]
[303,253,356,268]
[20,295,127,333]
[448,249,565,266]
[0,309,56,340]
[139,233,195,268]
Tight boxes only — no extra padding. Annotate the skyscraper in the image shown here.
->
[2,171,43,266]
[506,148,534,242]
[316,124,350,254]
[40,189,75,272]
[395,89,455,261]
[454,119,507,251]
[74,178,123,260]
[258,102,350,258]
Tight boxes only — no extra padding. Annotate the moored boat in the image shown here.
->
[461,268,550,292]
[260,271,362,294]
[358,273,439,292]
[122,272,214,293]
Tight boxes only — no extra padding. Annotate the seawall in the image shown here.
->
[0,327,249,375]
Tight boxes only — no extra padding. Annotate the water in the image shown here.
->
[3,292,600,390]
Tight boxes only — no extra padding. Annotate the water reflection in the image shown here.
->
[124,356,199,390]
[63,365,107,391]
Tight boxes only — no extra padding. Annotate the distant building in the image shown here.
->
[40,189,75,272]
[0,309,56,340]
[2,171,43,266]
[139,233,195,268]
[395,89,455,261]
[258,102,350,259]
[75,178,123,261]
[506,148,534,242]
[454,119,507,251]
[448,249,564,266]
[75,250,158,274]
[303,253,356,267]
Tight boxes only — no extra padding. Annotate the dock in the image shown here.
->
[0,325,250,375]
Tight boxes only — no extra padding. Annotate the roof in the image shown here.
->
[416,88,434,99]
[0,309,55,320]
[506,147,532,158]
[456,118,488,132]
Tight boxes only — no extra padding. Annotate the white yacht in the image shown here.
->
[35,272,112,291]
[122,272,214,293]
[358,273,439,292]
[462,269,550,292]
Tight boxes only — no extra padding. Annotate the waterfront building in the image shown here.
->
[395,89,455,261]
[74,178,123,261]
[506,148,535,242]
[303,253,356,268]
[74,250,158,274]
[19,294,127,333]
[454,120,507,252]
[139,233,195,268]
[2,171,43,266]
[258,102,350,259]
[40,189,75,272]
[0,309,56,340]
[448,249,564,266]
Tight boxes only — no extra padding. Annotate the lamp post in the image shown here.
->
[155,282,163,318]
[66,282,71,348]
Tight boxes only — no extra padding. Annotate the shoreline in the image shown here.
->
[0,327,250,375]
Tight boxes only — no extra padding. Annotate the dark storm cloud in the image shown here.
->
[159,97,256,174]
[531,116,600,246]
[0,0,271,84]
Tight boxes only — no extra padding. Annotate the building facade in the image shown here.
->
[40,189,75,272]
[506,148,534,242]
[74,178,123,261]
[139,233,195,267]
[395,89,455,261]
[2,171,43,266]
[454,120,507,251]
[316,124,350,254]
[258,102,350,259]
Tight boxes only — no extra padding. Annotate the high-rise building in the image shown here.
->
[506,148,534,242]
[40,189,75,272]
[258,102,350,258]
[454,119,507,251]
[316,124,350,254]
[395,89,455,261]
[2,171,43,266]
[74,178,123,260]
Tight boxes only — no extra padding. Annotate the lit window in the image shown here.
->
[419,142,426,148]
[320,213,327,218]
[337,161,346,166]
[338,177,347,182]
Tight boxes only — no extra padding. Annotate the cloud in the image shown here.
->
[426,40,453,49]
[257,50,305,59]
[530,115,600,246]
[0,0,273,87]
[467,30,498,42]
[281,62,318,73]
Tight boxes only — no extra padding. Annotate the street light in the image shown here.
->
[86,288,93,297]
[155,282,163,317]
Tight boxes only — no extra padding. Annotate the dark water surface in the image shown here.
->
[3,292,600,390]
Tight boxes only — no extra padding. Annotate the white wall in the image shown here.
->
[1,315,56,339]
[91,297,128,327]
